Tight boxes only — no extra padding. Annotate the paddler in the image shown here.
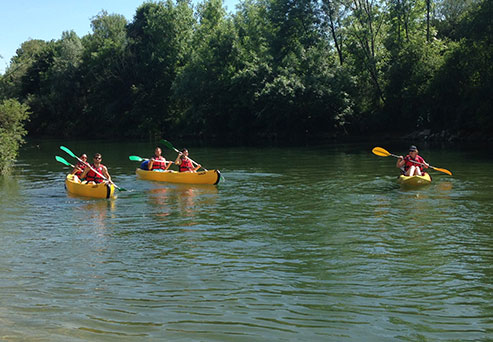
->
[148,147,172,172]
[71,153,88,179]
[175,148,201,172]
[79,153,112,184]
[396,145,429,176]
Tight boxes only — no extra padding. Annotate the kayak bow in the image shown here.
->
[397,173,432,188]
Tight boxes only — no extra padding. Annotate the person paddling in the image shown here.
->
[79,153,112,184]
[148,147,172,172]
[175,148,201,172]
[71,153,88,179]
[396,145,429,176]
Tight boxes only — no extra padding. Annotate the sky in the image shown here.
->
[0,0,240,74]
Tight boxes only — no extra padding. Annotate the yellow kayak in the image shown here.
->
[397,173,432,187]
[65,174,115,198]
[136,168,221,185]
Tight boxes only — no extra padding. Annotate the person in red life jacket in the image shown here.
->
[396,145,429,176]
[79,153,112,184]
[174,148,201,172]
[71,153,88,179]
[148,147,172,172]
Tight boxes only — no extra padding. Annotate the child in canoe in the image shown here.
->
[396,145,429,176]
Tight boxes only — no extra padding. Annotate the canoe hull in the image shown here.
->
[65,174,115,198]
[136,168,221,185]
[397,173,432,187]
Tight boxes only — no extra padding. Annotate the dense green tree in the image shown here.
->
[173,0,243,139]
[0,0,490,141]
[126,0,195,139]
[21,32,84,136]
[0,99,30,174]
[0,40,48,100]
[80,11,131,137]
[428,0,493,134]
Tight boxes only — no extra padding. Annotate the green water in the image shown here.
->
[1,140,492,341]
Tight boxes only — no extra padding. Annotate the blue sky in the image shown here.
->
[0,0,240,74]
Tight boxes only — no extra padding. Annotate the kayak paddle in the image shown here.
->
[372,147,452,176]
[129,155,147,162]
[55,155,74,168]
[60,146,127,191]
[160,139,207,171]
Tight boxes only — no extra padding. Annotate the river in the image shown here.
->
[0,139,492,341]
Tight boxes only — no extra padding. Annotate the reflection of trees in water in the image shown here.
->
[148,184,218,223]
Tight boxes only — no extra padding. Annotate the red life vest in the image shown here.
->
[179,158,194,172]
[74,161,87,176]
[404,155,425,172]
[151,156,167,170]
[85,164,105,183]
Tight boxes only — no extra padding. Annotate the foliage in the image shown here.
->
[0,0,491,141]
[0,99,30,174]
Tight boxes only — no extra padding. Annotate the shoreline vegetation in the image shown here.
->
[0,0,492,165]
[0,99,30,174]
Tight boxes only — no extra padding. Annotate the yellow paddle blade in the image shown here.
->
[372,147,391,157]
[432,167,452,176]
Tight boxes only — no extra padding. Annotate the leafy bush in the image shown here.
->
[0,99,30,175]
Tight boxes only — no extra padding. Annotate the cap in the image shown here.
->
[409,145,418,152]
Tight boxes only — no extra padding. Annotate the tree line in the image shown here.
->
[0,0,491,145]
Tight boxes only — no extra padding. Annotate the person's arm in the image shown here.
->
[192,163,201,172]
[174,154,182,165]
[79,167,89,180]
[103,166,111,182]
[396,156,405,168]
[164,160,172,171]
[148,159,154,170]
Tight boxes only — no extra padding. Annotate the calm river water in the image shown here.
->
[0,140,492,341]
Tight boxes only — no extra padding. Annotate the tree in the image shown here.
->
[80,11,131,137]
[0,99,30,174]
[126,0,195,138]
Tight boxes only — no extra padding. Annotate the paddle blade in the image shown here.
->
[55,155,73,167]
[161,139,178,152]
[129,156,144,162]
[372,147,391,157]
[433,167,452,176]
[60,146,77,158]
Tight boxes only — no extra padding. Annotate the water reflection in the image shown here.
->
[147,184,218,223]
[67,195,116,230]
[2,141,492,341]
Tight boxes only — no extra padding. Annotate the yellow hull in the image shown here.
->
[397,173,432,187]
[65,174,115,198]
[136,168,221,185]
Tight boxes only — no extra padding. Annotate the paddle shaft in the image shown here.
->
[78,157,120,188]
[372,146,452,175]
[173,148,207,171]
[161,139,207,171]
[392,153,430,168]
